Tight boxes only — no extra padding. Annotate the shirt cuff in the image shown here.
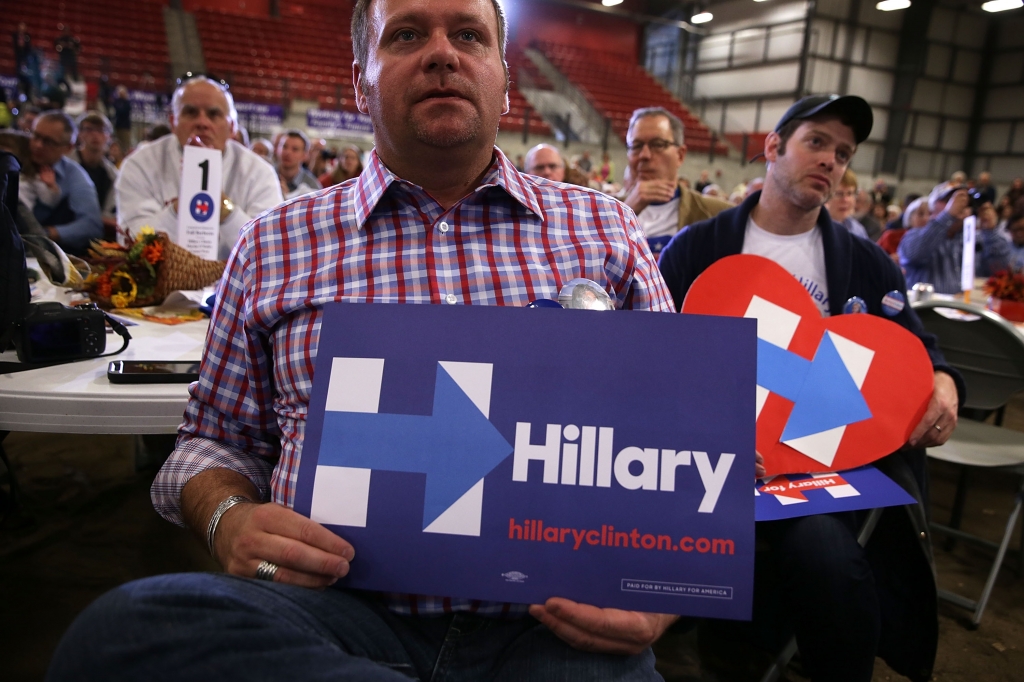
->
[150,435,275,526]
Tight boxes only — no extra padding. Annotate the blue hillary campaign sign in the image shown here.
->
[755,465,915,522]
[294,303,756,618]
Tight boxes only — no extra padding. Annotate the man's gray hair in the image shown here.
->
[36,110,77,145]
[350,0,509,90]
[628,107,685,146]
[171,76,238,124]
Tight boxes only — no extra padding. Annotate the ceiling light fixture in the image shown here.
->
[876,0,911,10]
[601,0,624,6]
[982,0,1023,12]
[691,11,714,23]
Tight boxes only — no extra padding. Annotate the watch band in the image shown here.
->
[206,495,252,556]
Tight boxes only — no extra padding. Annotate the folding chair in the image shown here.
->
[913,299,1024,627]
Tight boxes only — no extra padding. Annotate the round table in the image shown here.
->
[0,317,208,434]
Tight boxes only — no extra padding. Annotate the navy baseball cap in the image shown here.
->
[775,94,873,144]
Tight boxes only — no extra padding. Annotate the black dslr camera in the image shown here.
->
[13,302,107,364]
[937,185,989,211]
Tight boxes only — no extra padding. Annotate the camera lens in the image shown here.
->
[968,188,986,210]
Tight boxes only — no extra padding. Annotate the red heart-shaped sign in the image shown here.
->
[682,254,934,476]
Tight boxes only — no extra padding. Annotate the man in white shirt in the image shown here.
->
[116,76,283,260]
[276,129,322,200]
[658,94,962,682]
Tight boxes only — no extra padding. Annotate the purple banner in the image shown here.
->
[306,108,374,136]
[235,101,284,133]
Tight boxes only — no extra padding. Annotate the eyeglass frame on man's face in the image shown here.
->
[31,131,70,149]
[625,138,679,156]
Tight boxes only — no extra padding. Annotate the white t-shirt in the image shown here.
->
[742,215,830,317]
[637,196,679,238]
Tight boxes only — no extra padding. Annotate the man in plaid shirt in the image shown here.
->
[48,0,679,679]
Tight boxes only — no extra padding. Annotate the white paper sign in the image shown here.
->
[961,215,977,293]
[178,145,222,261]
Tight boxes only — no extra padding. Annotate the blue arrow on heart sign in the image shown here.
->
[756,333,873,442]
[317,365,514,529]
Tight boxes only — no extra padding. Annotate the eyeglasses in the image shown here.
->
[832,190,855,199]
[31,132,69,148]
[626,139,678,155]
[176,72,230,90]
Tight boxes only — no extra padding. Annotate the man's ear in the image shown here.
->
[764,131,781,164]
[676,143,687,165]
[353,63,369,114]
[501,91,509,116]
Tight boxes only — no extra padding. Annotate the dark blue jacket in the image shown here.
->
[658,191,965,682]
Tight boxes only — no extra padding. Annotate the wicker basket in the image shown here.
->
[150,234,226,303]
[84,232,225,308]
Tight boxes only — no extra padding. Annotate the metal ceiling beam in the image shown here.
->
[532,0,707,35]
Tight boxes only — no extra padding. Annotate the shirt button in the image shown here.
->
[439,221,450,233]
[445,294,457,305]
[920,531,926,539]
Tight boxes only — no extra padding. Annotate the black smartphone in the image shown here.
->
[107,360,201,384]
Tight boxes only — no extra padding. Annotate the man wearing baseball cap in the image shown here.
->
[658,95,963,682]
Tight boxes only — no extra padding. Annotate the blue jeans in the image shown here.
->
[47,573,661,681]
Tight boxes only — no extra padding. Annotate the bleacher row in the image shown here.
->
[0,0,170,94]
[534,41,729,156]
[0,2,729,150]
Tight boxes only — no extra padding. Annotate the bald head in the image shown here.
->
[524,144,565,182]
[171,78,237,151]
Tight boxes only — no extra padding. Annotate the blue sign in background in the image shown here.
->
[294,303,757,619]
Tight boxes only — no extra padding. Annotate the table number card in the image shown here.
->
[178,145,222,261]
[962,215,977,295]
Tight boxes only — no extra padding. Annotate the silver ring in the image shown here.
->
[255,560,279,582]
[934,424,942,431]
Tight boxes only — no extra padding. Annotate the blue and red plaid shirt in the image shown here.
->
[152,147,673,615]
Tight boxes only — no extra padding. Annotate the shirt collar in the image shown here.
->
[352,146,544,230]
[52,155,69,180]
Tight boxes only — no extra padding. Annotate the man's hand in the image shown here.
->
[187,134,210,148]
[214,500,354,589]
[624,179,677,216]
[907,370,958,448]
[529,598,676,655]
[38,165,58,191]
[755,451,766,479]
[944,189,971,221]
[182,468,353,589]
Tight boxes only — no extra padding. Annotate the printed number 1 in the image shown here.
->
[199,160,209,191]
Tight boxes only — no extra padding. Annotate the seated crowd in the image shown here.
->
[3,1,1019,680]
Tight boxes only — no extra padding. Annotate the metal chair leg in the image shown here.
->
[970,481,1024,626]
[945,466,970,551]
[760,637,798,682]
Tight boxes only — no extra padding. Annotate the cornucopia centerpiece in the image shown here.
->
[76,227,225,309]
